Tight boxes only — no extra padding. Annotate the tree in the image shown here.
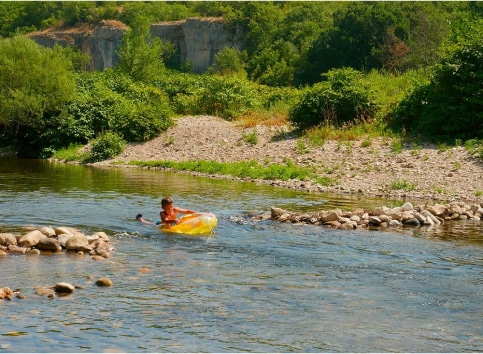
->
[388,38,483,140]
[0,36,76,156]
[210,47,248,75]
[116,17,175,82]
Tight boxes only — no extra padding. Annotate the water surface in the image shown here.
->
[0,158,481,352]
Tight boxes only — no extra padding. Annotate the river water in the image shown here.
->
[0,157,481,352]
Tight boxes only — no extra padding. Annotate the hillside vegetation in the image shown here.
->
[0,1,481,161]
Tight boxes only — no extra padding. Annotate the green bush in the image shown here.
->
[388,38,483,141]
[88,131,125,162]
[62,71,174,145]
[289,68,377,130]
[0,36,77,156]
[196,74,263,120]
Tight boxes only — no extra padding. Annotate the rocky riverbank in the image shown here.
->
[267,200,483,231]
[94,115,483,204]
[0,225,114,258]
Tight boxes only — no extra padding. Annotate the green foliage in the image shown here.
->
[0,37,75,126]
[289,68,377,130]
[129,158,315,182]
[194,74,263,120]
[242,129,258,145]
[209,47,248,75]
[362,68,429,121]
[53,143,90,162]
[390,179,417,191]
[465,139,483,159]
[116,18,175,82]
[0,36,77,157]
[63,71,174,145]
[388,38,483,141]
[88,131,125,163]
[118,2,193,26]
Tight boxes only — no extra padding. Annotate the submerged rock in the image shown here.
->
[95,278,113,287]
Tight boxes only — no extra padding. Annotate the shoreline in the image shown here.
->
[92,116,483,205]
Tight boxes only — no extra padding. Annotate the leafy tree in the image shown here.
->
[0,36,76,156]
[403,2,451,69]
[60,1,119,26]
[301,2,411,83]
[388,38,483,140]
[62,71,174,146]
[209,47,248,75]
[116,17,175,82]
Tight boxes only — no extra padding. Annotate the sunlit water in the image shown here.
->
[0,158,481,352]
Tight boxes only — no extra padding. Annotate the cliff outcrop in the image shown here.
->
[28,18,239,73]
[150,17,240,73]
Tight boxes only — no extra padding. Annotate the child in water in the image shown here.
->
[159,196,196,225]
[136,196,196,226]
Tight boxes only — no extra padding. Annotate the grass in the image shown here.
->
[296,139,311,154]
[465,138,483,159]
[53,144,90,162]
[236,103,289,129]
[128,158,316,181]
[391,139,403,153]
[242,129,258,145]
[390,179,417,191]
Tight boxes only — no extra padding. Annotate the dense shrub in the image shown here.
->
[61,71,174,146]
[289,68,377,130]
[195,74,263,120]
[388,39,483,140]
[0,37,77,157]
[87,131,125,163]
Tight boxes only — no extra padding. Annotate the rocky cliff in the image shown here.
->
[28,18,240,73]
[151,17,240,73]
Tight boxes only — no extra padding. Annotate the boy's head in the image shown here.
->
[161,197,173,208]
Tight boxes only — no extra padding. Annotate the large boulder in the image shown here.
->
[319,210,340,223]
[39,227,56,237]
[427,204,448,217]
[37,237,62,252]
[55,226,78,236]
[65,234,92,252]
[18,230,44,248]
[0,233,17,247]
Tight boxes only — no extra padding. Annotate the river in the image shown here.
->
[0,157,481,352]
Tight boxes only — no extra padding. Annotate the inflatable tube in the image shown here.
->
[158,213,217,235]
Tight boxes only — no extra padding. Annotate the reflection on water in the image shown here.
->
[0,157,482,352]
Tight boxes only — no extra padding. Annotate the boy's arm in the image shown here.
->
[174,207,196,214]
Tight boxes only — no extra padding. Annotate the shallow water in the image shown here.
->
[0,158,482,352]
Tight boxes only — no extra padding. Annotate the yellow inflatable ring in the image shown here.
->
[158,213,217,235]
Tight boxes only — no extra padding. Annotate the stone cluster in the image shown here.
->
[269,201,483,230]
[1,276,113,301]
[0,225,114,259]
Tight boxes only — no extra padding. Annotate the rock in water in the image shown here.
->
[54,282,75,294]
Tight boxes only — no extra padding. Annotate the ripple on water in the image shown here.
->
[0,157,482,352]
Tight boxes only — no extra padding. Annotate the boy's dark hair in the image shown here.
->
[161,197,173,207]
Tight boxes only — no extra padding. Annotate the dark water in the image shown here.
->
[0,157,481,352]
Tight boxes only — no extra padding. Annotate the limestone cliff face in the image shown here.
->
[151,17,240,73]
[28,21,127,71]
[28,18,239,73]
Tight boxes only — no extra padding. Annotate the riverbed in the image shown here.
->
[0,158,481,352]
